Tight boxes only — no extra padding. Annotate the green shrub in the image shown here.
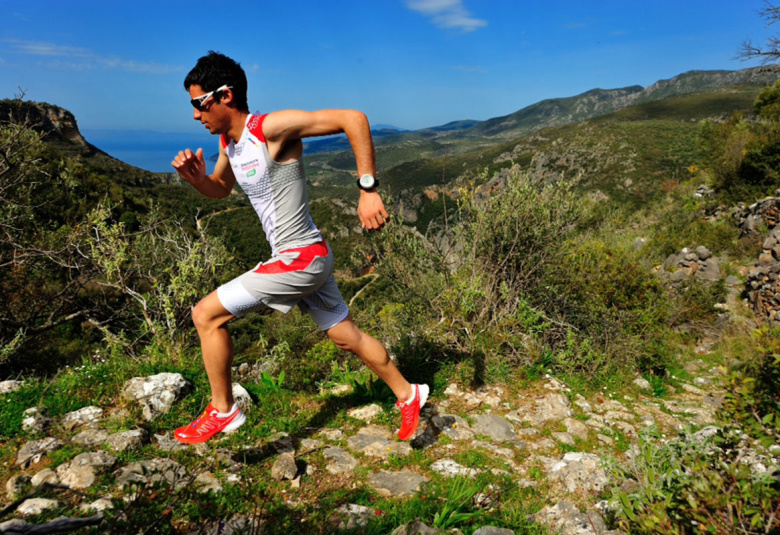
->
[720,327,780,448]
[612,427,780,534]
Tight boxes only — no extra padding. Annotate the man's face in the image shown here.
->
[188,84,228,135]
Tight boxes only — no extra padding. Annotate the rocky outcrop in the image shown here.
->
[0,99,99,155]
[747,225,780,324]
[661,246,720,283]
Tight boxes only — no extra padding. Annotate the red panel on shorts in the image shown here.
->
[253,241,328,275]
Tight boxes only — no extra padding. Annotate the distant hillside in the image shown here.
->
[305,66,780,181]
[457,66,780,142]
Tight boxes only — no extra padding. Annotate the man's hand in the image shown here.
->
[172,148,207,185]
[358,191,389,231]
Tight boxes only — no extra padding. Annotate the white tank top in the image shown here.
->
[221,114,322,254]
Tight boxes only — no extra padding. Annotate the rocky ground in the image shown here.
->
[1,341,758,535]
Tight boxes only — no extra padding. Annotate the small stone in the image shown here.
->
[56,451,117,489]
[597,434,614,445]
[115,458,189,490]
[347,404,384,422]
[6,474,31,498]
[324,447,358,475]
[632,377,651,390]
[472,527,516,535]
[0,380,23,394]
[471,414,518,443]
[123,373,190,421]
[563,418,589,441]
[267,432,295,454]
[16,437,63,467]
[154,432,188,452]
[17,498,59,516]
[271,452,298,481]
[232,383,253,411]
[195,472,223,494]
[72,429,110,447]
[107,429,147,451]
[61,406,103,432]
[368,470,428,497]
[552,432,576,446]
[430,459,479,478]
[318,428,345,441]
[336,504,376,530]
[80,498,114,513]
[21,407,51,433]
[30,468,59,487]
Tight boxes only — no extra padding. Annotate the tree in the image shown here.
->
[740,2,780,63]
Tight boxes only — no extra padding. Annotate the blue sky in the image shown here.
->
[1,0,777,169]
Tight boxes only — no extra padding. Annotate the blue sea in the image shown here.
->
[82,129,220,173]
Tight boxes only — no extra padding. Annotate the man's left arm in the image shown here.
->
[263,109,389,230]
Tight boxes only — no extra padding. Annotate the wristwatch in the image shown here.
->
[357,174,379,191]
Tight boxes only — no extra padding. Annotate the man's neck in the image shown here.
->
[226,111,250,143]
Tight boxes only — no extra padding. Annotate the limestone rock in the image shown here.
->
[318,428,345,441]
[347,403,384,422]
[107,429,147,451]
[31,468,59,487]
[563,418,589,441]
[80,498,114,513]
[21,407,51,433]
[6,474,30,498]
[471,414,518,443]
[115,458,189,490]
[547,453,609,493]
[123,373,190,421]
[473,527,516,535]
[61,406,103,432]
[533,501,610,535]
[508,393,573,426]
[0,380,23,394]
[336,504,378,530]
[232,383,253,411]
[56,451,117,489]
[195,472,223,494]
[368,470,428,497]
[430,459,479,478]
[17,498,60,516]
[16,437,63,467]
[72,429,109,447]
[391,520,441,535]
[154,432,189,452]
[347,425,412,459]
[324,446,358,475]
[271,452,298,481]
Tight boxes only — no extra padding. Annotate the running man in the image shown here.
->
[171,51,428,444]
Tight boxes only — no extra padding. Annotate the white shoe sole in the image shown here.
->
[417,384,430,409]
[221,410,247,434]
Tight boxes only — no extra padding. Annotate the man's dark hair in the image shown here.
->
[184,51,249,112]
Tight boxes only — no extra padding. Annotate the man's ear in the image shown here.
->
[221,88,234,106]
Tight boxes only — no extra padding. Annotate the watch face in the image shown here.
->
[359,174,376,189]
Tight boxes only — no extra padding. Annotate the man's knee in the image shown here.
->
[192,297,229,332]
[326,322,362,352]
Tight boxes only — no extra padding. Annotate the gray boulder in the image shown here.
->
[123,373,190,421]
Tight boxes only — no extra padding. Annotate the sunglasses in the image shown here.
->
[190,84,232,111]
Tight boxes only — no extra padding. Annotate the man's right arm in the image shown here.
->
[172,144,235,198]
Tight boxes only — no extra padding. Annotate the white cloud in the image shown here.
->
[4,39,182,74]
[406,0,488,33]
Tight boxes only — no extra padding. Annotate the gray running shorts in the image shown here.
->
[216,240,349,331]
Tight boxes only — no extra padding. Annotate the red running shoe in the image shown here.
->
[174,403,246,444]
[396,384,429,440]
